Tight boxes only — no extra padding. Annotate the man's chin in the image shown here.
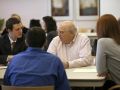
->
[17,35,22,38]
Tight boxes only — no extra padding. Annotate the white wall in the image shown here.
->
[0,0,97,30]
[0,0,120,30]
[0,0,48,27]
[100,0,120,19]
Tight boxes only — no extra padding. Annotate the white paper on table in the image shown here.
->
[74,68,97,72]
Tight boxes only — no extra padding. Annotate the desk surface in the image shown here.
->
[80,33,96,36]
[0,66,105,87]
[0,66,7,80]
[66,66,105,87]
[80,33,97,39]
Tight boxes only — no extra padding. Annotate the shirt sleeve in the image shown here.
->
[55,59,71,90]
[3,66,11,85]
[96,39,107,74]
[69,36,93,68]
[47,36,59,55]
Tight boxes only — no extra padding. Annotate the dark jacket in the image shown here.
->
[44,31,57,51]
[0,34,27,65]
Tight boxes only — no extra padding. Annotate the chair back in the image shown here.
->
[109,85,120,90]
[2,85,54,90]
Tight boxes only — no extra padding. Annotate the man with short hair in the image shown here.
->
[1,13,28,35]
[47,21,93,68]
[0,18,27,65]
[3,27,70,90]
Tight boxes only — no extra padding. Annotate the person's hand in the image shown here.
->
[61,61,69,69]
[0,64,4,66]
[7,55,13,62]
[97,72,108,77]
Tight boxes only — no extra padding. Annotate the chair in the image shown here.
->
[1,85,54,90]
[109,85,120,90]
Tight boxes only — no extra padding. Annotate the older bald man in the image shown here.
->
[47,21,93,68]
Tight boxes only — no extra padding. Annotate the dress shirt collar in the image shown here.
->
[8,34,16,44]
[26,47,44,52]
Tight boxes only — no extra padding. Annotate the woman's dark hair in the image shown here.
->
[118,18,120,29]
[26,27,46,48]
[42,16,57,33]
[96,14,120,45]
[29,19,41,28]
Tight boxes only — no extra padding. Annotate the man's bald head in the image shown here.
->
[58,21,77,44]
[58,21,77,34]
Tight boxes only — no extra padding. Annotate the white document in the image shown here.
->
[74,68,97,72]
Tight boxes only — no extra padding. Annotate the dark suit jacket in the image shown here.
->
[44,31,57,51]
[0,34,27,65]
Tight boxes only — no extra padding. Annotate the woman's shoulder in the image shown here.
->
[98,38,113,42]
[98,38,115,46]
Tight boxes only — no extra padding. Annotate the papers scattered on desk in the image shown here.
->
[74,68,97,72]
[0,66,7,69]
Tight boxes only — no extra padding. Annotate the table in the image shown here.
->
[80,33,97,39]
[0,66,105,87]
[66,66,105,87]
[0,66,6,84]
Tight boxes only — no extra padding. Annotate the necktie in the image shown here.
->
[11,42,16,50]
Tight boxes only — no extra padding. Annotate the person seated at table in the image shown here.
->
[42,16,58,50]
[1,13,28,35]
[29,19,42,28]
[3,27,70,90]
[96,14,120,90]
[0,18,27,66]
[91,39,98,56]
[47,21,93,68]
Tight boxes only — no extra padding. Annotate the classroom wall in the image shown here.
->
[0,0,48,28]
[0,0,119,31]
[100,0,120,19]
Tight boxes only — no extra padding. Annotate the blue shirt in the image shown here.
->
[4,47,70,90]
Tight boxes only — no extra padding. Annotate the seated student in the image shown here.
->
[1,13,28,35]
[29,19,41,28]
[3,27,70,90]
[0,18,27,65]
[96,14,120,90]
[91,39,97,56]
[47,21,93,68]
[42,16,58,50]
